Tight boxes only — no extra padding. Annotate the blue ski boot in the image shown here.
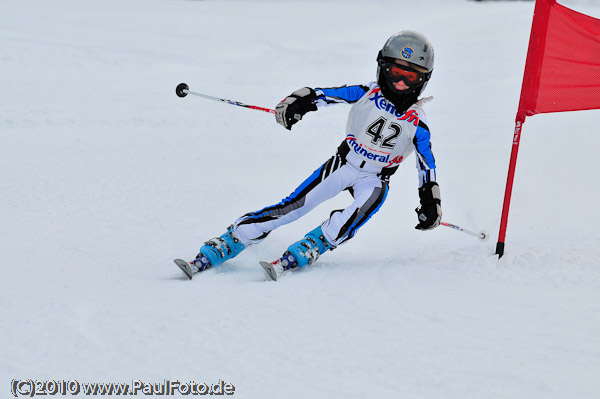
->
[286,225,333,267]
[196,225,246,267]
[260,226,333,281]
[174,226,246,280]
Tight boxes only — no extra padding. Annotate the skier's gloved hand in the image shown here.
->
[415,182,441,230]
[275,87,317,130]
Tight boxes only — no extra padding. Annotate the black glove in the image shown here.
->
[415,182,441,230]
[275,87,317,130]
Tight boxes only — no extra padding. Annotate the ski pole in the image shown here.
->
[440,221,489,242]
[175,83,276,115]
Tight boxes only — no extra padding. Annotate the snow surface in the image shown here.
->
[2,0,600,398]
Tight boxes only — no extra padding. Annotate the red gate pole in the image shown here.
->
[495,115,525,258]
[495,0,554,257]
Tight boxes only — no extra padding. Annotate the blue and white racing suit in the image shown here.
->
[233,82,437,248]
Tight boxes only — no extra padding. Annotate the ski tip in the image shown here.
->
[174,258,194,280]
[260,261,278,281]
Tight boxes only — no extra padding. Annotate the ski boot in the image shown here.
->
[260,226,333,281]
[174,225,246,280]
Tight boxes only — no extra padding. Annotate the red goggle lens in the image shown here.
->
[387,65,421,83]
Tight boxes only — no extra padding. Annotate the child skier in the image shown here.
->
[175,31,441,281]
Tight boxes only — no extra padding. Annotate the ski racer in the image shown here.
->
[178,31,441,280]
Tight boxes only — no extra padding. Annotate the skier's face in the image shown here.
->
[393,80,411,91]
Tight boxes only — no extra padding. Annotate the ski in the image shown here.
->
[260,261,281,281]
[260,254,297,281]
[173,258,196,280]
[174,256,293,281]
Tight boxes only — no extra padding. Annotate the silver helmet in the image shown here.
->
[380,30,434,72]
[377,31,434,98]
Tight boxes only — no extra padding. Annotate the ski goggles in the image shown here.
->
[379,59,429,86]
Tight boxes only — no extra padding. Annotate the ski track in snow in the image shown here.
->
[1,0,599,398]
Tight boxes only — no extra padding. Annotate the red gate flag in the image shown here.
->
[496,0,600,257]
[518,0,600,120]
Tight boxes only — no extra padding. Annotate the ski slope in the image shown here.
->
[1,0,599,398]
